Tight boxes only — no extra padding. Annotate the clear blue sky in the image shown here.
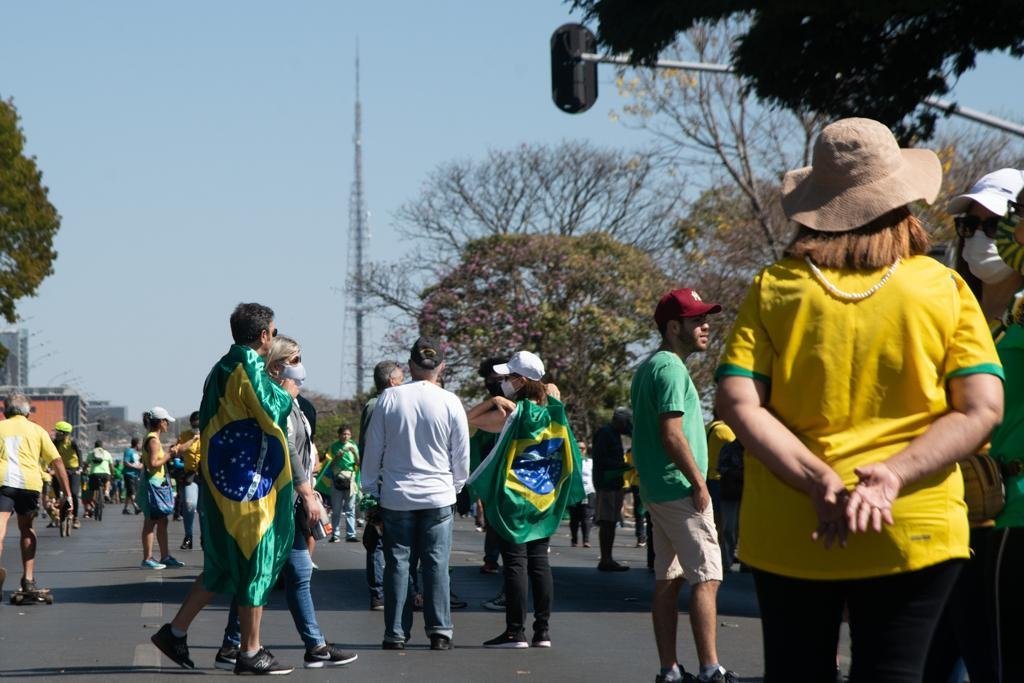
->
[2,1,1021,419]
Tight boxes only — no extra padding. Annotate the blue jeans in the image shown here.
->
[182,482,199,537]
[223,527,325,650]
[363,523,385,601]
[381,506,453,642]
[330,487,357,539]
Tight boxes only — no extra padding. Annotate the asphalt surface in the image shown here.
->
[0,505,852,681]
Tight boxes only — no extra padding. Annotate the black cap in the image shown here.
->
[410,336,444,370]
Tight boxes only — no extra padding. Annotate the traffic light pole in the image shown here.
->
[575,51,1024,139]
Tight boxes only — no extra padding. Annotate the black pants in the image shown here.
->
[500,536,552,635]
[753,560,962,683]
[68,471,81,518]
[568,494,593,544]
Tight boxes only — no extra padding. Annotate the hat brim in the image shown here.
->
[948,191,1012,217]
[491,363,511,376]
[686,302,722,316]
[782,148,941,232]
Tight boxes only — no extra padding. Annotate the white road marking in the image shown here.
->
[133,643,161,667]
[145,576,163,584]
[141,602,162,618]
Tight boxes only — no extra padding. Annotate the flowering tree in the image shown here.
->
[418,232,672,437]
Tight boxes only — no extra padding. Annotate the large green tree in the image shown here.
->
[417,232,672,438]
[0,98,61,362]
[570,1,1024,140]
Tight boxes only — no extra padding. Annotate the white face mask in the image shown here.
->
[962,232,1016,284]
[281,362,307,387]
[500,378,517,399]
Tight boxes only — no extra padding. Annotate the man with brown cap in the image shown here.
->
[361,337,470,652]
[631,289,736,683]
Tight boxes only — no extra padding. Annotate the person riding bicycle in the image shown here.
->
[0,393,73,601]
[85,441,114,521]
[53,421,82,529]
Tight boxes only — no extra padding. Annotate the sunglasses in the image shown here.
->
[954,214,1002,239]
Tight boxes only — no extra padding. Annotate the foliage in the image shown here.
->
[300,390,366,456]
[416,232,672,438]
[0,98,61,363]
[570,1,1024,140]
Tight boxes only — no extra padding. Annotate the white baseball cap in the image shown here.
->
[149,406,176,422]
[948,168,1024,217]
[492,351,545,381]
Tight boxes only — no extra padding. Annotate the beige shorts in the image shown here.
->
[647,496,723,584]
[593,489,625,523]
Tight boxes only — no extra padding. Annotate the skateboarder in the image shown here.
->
[0,393,73,602]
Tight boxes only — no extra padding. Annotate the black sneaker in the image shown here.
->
[697,667,740,682]
[20,577,37,592]
[214,645,239,671]
[655,670,699,683]
[233,647,293,675]
[429,634,453,651]
[370,597,384,611]
[303,644,358,668]
[532,630,551,648]
[483,631,528,649]
[180,536,193,550]
[597,560,630,572]
[381,640,405,650]
[150,623,195,669]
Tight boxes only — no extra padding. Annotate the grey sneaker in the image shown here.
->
[214,644,238,670]
[303,643,358,668]
[482,592,506,611]
[233,647,293,675]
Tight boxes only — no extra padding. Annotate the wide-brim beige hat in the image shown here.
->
[782,117,942,233]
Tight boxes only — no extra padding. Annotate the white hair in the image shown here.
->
[3,392,31,418]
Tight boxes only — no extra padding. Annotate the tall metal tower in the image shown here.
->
[345,48,369,396]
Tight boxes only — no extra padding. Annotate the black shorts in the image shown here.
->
[124,476,138,497]
[0,486,41,516]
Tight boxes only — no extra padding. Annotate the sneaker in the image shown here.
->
[329,536,339,543]
[161,556,185,568]
[150,623,195,669]
[637,539,648,548]
[304,643,358,668]
[141,559,166,570]
[697,667,740,682]
[532,630,551,648]
[597,560,630,572]
[134,506,142,515]
[482,593,506,611]
[370,597,384,611]
[180,536,193,550]
[381,640,405,650]
[233,647,293,675]
[20,577,37,592]
[72,518,81,529]
[345,536,359,543]
[483,631,528,649]
[122,508,131,515]
[655,670,699,683]
[450,594,468,609]
[429,634,453,651]
[311,561,320,571]
[480,561,500,574]
[582,542,591,548]
[214,645,239,671]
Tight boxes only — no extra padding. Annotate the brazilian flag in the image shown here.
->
[468,396,584,544]
[199,345,294,606]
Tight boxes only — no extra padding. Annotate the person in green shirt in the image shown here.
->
[85,440,114,520]
[327,426,359,542]
[112,458,125,505]
[631,288,735,683]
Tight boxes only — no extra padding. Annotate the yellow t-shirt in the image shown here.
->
[56,437,79,470]
[705,420,736,482]
[0,415,62,492]
[716,256,1003,580]
[178,429,201,473]
[143,431,167,484]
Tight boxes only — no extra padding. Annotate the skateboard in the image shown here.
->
[9,588,53,605]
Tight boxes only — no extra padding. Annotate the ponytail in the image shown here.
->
[142,411,154,430]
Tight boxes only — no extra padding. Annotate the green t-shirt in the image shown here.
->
[86,448,113,476]
[992,325,1024,528]
[329,439,359,473]
[630,350,708,503]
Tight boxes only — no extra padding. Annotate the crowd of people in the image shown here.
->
[2,117,1023,682]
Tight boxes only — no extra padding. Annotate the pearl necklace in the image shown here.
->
[805,256,900,301]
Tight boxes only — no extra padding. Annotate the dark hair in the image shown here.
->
[189,411,200,422]
[230,302,275,345]
[373,360,401,393]
[478,356,510,379]
[141,412,166,430]
[515,377,548,404]
[786,207,930,270]
[339,424,352,434]
[131,437,140,448]
[94,440,103,447]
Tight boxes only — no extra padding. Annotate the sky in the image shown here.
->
[1,2,1022,420]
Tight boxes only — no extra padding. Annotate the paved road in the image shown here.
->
[0,507,851,681]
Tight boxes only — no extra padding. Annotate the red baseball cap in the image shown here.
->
[654,288,722,328]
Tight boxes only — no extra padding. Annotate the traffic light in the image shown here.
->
[97,419,105,431]
[550,23,598,114]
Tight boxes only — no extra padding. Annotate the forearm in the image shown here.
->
[51,461,72,498]
[662,431,706,490]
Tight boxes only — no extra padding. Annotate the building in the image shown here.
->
[0,328,29,386]
[88,400,128,423]
[0,385,86,434]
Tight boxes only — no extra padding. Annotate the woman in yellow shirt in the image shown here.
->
[716,118,1004,683]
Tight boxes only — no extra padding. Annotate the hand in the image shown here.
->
[691,483,711,512]
[545,383,561,400]
[492,396,517,414]
[301,491,320,529]
[846,462,901,533]
[810,468,849,549]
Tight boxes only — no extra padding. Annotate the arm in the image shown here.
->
[450,405,471,494]
[716,375,848,546]
[360,400,386,497]
[466,396,517,433]
[846,373,1003,533]
[658,413,712,511]
[144,436,170,471]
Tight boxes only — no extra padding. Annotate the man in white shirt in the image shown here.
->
[362,337,470,652]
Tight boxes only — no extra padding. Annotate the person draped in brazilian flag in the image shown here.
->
[152,303,297,675]
[467,350,585,650]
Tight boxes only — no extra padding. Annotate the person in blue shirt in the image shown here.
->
[122,437,143,515]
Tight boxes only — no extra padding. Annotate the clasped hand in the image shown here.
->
[811,462,901,549]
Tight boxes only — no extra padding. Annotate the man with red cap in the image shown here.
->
[630,289,736,683]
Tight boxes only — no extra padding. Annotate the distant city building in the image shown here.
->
[88,400,128,423]
[0,385,86,434]
[0,328,29,386]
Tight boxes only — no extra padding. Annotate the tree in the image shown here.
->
[0,98,61,363]
[570,1,1024,140]
[417,232,672,438]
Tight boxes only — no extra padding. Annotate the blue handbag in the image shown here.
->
[146,473,175,516]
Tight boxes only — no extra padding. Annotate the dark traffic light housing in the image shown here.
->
[550,23,598,114]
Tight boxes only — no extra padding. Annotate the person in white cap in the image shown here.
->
[950,167,1024,321]
[138,406,188,571]
[716,117,1003,682]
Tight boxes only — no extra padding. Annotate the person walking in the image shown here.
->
[362,337,470,651]
[592,408,633,571]
[176,412,201,550]
[568,441,595,547]
[632,288,736,683]
[716,118,1004,683]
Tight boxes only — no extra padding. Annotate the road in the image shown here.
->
[0,507,851,681]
